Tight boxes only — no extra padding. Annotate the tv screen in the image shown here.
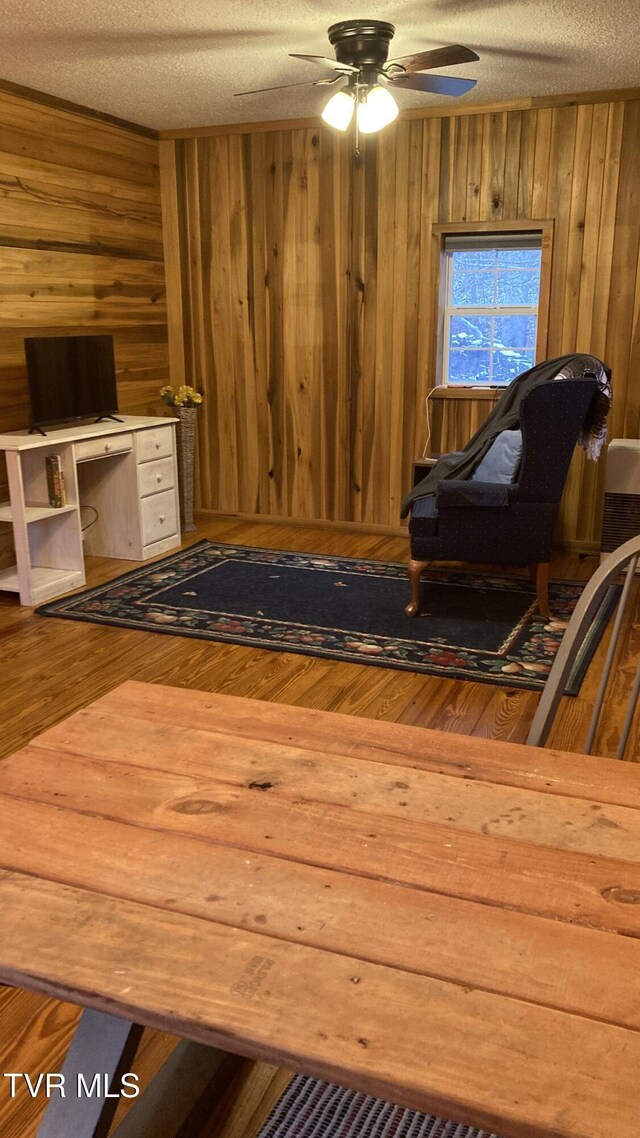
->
[25,335,119,429]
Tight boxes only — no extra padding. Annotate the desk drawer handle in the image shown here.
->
[159,514,165,523]
[156,474,163,483]
[155,442,161,450]
[104,443,111,452]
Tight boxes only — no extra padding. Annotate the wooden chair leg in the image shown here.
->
[405,559,428,617]
[536,561,550,617]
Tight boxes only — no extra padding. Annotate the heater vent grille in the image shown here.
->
[600,439,640,561]
[601,492,640,552]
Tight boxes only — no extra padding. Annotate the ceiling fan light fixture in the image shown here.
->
[357,85,399,133]
[321,89,355,131]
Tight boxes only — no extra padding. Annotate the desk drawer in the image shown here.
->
[137,426,174,463]
[140,489,178,546]
[138,456,175,498]
[75,433,133,463]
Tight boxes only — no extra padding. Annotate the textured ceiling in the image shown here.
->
[0,0,637,131]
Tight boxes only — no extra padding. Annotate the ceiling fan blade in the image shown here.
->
[234,75,341,96]
[289,53,358,73]
[386,44,479,75]
[387,73,477,96]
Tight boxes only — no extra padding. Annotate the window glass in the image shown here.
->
[448,349,491,384]
[496,248,541,268]
[452,249,496,269]
[443,237,542,386]
[450,315,492,347]
[493,349,535,383]
[496,270,540,306]
[493,314,537,349]
[451,271,496,307]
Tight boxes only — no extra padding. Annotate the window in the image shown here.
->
[441,234,543,386]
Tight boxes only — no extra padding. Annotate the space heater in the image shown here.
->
[600,439,640,562]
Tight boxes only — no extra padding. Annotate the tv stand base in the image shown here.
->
[0,416,180,605]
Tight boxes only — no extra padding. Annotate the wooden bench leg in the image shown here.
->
[536,561,550,618]
[405,559,428,617]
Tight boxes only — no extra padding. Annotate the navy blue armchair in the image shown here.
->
[405,377,598,618]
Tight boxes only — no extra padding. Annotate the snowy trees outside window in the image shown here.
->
[442,238,542,386]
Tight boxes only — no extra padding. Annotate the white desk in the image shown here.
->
[0,416,181,605]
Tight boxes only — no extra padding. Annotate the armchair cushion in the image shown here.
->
[470,429,523,484]
[436,480,510,510]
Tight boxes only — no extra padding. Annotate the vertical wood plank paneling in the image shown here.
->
[555,104,594,545]
[388,124,411,520]
[159,141,186,392]
[229,133,256,513]
[162,94,640,548]
[574,103,609,351]
[605,100,640,441]
[318,130,350,521]
[545,106,578,350]
[209,135,239,512]
[502,111,522,218]
[402,120,425,496]
[306,130,324,520]
[516,108,535,218]
[414,117,442,464]
[348,146,364,522]
[437,117,452,222]
[264,131,287,517]
[451,115,469,220]
[192,138,215,513]
[479,112,508,220]
[589,102,624,362]
[531,107,553,217]
[465,115,484,222]
[560,104,592,352]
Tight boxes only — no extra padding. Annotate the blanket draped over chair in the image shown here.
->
[401,353,612,518]
[401,353,612,619]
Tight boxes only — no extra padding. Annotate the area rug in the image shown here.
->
[256,1074,502,1138]
[36,540,618,693]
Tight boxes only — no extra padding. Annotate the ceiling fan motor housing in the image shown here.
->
[328,20,396,70]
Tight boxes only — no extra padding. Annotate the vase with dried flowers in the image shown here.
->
[160,384,203,533]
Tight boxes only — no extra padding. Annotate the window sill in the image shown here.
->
[431,387,503,400]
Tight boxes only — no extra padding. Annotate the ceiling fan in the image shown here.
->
[235,20,479,133]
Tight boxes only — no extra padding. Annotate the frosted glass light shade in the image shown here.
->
[321,90,355,131]
[357,86,399,133]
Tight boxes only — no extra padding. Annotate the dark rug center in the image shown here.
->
[153,559,529,654]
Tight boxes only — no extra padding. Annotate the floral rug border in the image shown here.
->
[37,540,619,693]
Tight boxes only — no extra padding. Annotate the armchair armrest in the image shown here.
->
[436,480,510,509]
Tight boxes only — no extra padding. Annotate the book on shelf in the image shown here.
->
[45,455,66,508]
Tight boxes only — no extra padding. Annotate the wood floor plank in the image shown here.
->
[0,796,638,1032]
[0,990,81,1138]
[0,869,638,1138]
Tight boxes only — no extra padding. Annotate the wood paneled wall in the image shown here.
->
[162,92,640,548]
[0,89,169,562]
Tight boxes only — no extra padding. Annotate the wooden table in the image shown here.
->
[1,680,640,1138]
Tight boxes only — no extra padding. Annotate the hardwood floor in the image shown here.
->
[0,515,637,1138]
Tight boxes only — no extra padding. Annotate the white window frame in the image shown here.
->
[441,233,543,388]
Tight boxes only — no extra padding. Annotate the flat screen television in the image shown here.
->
[25,334,120,432]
